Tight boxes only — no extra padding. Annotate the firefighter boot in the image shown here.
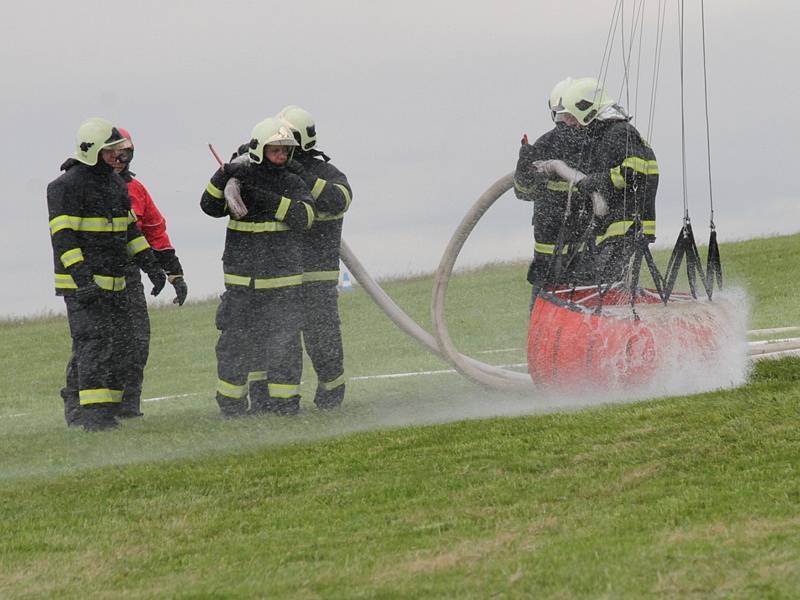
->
[250,394,300,416]
[60,388,82,428]
[81,405,119,432]
[117,394,144,419]
[247,381,273,416]
[314,383,345,410]
[216,393,247,419]
[270,395,301,416]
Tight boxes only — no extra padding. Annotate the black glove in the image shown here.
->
[286,160,305,175]
[74,281,101,304]
[242,185,282,214]
[222,161,248,178]
[170,276,188,306]
[146,269,167,296]
[154,249,183,275]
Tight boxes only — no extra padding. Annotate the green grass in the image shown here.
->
[1,233,799,598]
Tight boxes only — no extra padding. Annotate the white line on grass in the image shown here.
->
[751,348,800,361]
[747,337,800,346]
[143,392,202,403]
[748,326,800,336]
[7,339,798,417]
[350,363,528,382]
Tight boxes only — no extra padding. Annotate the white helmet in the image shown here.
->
[74,118,126,165]
[247,117,298,164]
[548,77,574,121]
[550,77,615,126]
[277,105,317,151]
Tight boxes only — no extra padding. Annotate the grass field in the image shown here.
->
[1,233,799,598]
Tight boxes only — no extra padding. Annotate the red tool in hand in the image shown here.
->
[207,143,248,218]
[208,143,225,166]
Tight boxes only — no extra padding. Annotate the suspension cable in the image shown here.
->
[619,0,645,114]
[646,0,667,143]
[633,0,646,122]
[678,0,690,222]
[700,0,716,229]
[620,1,629,109]
[598,0,623,90]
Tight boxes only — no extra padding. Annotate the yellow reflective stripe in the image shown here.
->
[333,184,352,211]
[274,197,292,221]
[595,220,657,244]
[315,213,344,222]
[534,241,585,255]
[54,274,126,290]
[79,388,123,405]
[268,383,300,398]
[55,273,78,289]
[217,378,247,399]
[596,220,634,244]
[227,219,290,233]
[621,156,659,175]
[248,371,267,382]
[545,180,579,192]
[535,242,564,255]
[224,273,252,286]
[223,273,305,288]
[49,215,128,235]
[311,178,327,199]
[206,181,224,199]
[128,210,137,224]
[94,275,126,291]
[321,374,345,391]
[514,178,535,194]
[126,235,150,256]
[610,167,626,189]
[253,275,303,289]
[303,270,339,283]
[80,217,128,232]
[304,203,315,228]
[49,215,79,235]
[60,248,84,268]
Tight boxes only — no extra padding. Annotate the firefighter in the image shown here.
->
[201,117,315,418]
[514,80,594,296]
[47,118,167,431]
[248,106,352,409]
[106,127,189,419]
[541,77,659,284]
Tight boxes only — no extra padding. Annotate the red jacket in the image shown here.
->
[127,178,173,251]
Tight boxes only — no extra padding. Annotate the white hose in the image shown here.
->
[339,173,535,393]
[339,240,521,382]
[340,172,800,394]
[430,173,536,392]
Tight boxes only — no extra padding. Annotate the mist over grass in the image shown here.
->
[1,236,795,482]
[1,235,799,596]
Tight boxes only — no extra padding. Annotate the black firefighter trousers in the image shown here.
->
[250,281,345,409]
[215,286,303,416]
[61,293,132,428]
[121,269,150,417]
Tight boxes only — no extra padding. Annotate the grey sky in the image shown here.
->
[2,1,798,317]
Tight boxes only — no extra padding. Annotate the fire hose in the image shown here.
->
[207,143,800,390]
[340,173,800,390]
[342,173,535,393]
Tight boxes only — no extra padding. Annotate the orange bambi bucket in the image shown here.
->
[527,287,719,389]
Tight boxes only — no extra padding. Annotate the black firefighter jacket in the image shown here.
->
[514,124,593,286]
[201,161,315,290]
[577,119,659,247]
[47,159,159,296]
[290,150,352,285]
